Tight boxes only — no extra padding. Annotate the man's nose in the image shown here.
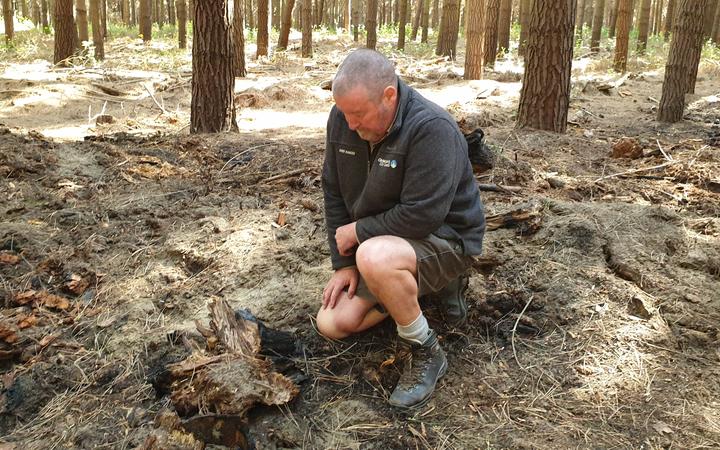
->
[345,116,360,130]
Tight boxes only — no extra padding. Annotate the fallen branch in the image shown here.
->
[511,295,534,372]
[143,83,168,115]
[594,161,677,183]
[477,183,523,194]
[262,168,312,183]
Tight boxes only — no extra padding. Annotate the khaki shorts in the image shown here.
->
[355,233,473,307]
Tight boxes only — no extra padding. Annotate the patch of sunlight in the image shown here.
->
[1,60,61,81]
[237,109,327,131]
[41,124,93,141]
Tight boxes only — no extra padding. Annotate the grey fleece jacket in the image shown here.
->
[322,79,486,270]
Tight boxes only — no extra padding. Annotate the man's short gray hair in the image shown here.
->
[332,49,398,102]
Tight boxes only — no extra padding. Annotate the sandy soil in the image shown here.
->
[0,33,719,449]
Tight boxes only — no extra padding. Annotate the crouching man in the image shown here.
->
[316,49,486,409]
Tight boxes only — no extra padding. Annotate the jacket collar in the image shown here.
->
[385,78,411,140]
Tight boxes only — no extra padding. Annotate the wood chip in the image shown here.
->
[0,251,20,265]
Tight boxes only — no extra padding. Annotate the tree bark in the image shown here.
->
[121,0,130,24]
[397,0,407,48]
[420,0,430,41]
[637,0,652,53]
[657,0,708,122]
[663,0,675,41]
[140,0,152,41]
[613,0,633,72]
[302,0,312,55]
[483,0,500,67]
[53,0,78,64]
[177,0,186,47]
[3,0,13,43]
[277,0,295,48]
[235,0,247,76]
[167,0,175,24]
[591,0,606,51]
[576,0,587,37]
[41,0,49,32]
[497,0,511,53]
[76,0,89,42]
[464,0,485,79]
[431,0,438,29]
[609,0,618,37]
[703,0,716,39]
[516,0,576,133]
[518,0,530,56]
[351,0,359,40]
[101,0,107,38]
[713,0,720,44]
[436,0,460,58]
[257,0,268,56]
[410,0,422,40]
[191,0,237,133]
[366,0,377,48]
[90,0,103,59]
[271,0,279,28]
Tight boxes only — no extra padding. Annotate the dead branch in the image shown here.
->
[477,183,523,194]
[594,161,677,183]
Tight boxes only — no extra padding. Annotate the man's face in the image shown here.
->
[334,85,397,144]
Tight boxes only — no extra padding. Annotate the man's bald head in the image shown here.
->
[332,49,398,103]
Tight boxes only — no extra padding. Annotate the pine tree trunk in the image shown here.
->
[613,0,633,72]
[410,0,422,40]
[257,0,269,56]
[302,0,312,55]
[431,0,438,29]
[191,0,237,133]
[436,0,460,58]
[131,0,136,25]
[420,0,429,41]
[398,0,407,48]
[483,0,499,67]
[20,0,28,18]
[247,0,255,28]
[518,0,530,56]
[271,0,279,28]
[591,0,606,51]
[177,0,186,47]
[517,0,576,132]
[41,0,49,31]
[277,0,295,48]
[351,0,359,40]
[464,0,485,79]
[90,0,103,58]
[609,0,618,37]
[576,0,586,36]
[233,0,245,76]
[343,0,348,28]
[76,0,89,42]
[651,0,662,35]
[703,0,716,39]
[53,0,78,64]
[166,0,175,24]
[497,0,511,53]
[366,0,377,48]
[657,0,708,122]
[158,0,165,27]
[140,0,152,41]
[121,0,129,24]
[664,0,675,41]
[101,0,107,38]
[3,0,14,42]
[33,0,41,25]
[713,0,720,44]
[637,0,652,53]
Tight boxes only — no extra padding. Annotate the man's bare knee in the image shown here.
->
[357,237,415,281]
[316,308,355,340]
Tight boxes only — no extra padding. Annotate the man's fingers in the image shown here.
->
[348,277,357,299]
[328,285,342,309]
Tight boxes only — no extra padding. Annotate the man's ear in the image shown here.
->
[382,85,397,103]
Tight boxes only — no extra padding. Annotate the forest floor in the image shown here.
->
[0,30,719,449]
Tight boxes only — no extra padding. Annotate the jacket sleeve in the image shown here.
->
[355,118,464,242]
[322,113,357,270]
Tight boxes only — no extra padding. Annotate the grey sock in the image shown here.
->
[397,312,431,345]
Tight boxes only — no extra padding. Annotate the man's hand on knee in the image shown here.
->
[322,266,359,310]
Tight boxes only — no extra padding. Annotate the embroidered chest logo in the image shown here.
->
[378,158,398,169]
[338,148,356,156]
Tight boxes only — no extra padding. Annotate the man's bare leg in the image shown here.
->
[316,291,388,340]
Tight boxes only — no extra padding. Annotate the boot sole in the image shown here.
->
[390,358,449,410]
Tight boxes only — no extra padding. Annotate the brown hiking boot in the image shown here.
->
[388,331,447,409]
[437,275,469,327]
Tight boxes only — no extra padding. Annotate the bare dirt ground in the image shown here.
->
[1,32,719,449]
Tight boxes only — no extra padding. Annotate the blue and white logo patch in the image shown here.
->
[378,158,398,169]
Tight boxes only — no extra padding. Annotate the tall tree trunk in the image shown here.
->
[464,0,485,79]
[637,0,651,53]
[663,0,675,40]
[121,0,130,24]
[247,0,255,28]
[53,0,78,64]
[33,0,41,26]
[397,0,407,48]
[101,0,107,38]
[158,0,166,27]
[3,0,14,43]
[20,0,28,18]
[497,0,511,53]
[166,0,175,24]
[76,0,89,42]
[131,0,137,25]
[436,0,460,58]
[613,0,633,72]
[483,0,499,67]
[41,0,49,32]
[277,0,295,48]
[177,0,186,47]
[609,0,618,37]
[713,0,720,44]
[234,0,246,75]
[191,0,237,133]
[518,0,530,56]
[576,0,587,37]
[410,0,422,40]
[302,0,312,55]
[420,0,429,41]
[431,0,438,29]
[342,0,348,28]
[351,0,359,40]
[271,0,279,28]
[517,0,576,132]
[703,0,717,39]
[591,0,606,51]
[140,0,151,41]
[657,0,708,122]
[651,0,662,35]
[366,0,377,48]
[256,0,268,56]
[90,0,103,58]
